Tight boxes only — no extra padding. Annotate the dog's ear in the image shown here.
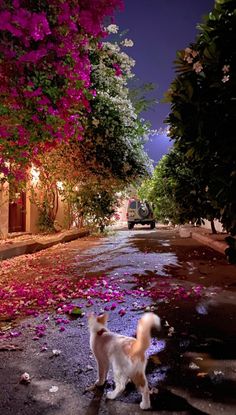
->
[97,313,108,325]
[87,312,95,321]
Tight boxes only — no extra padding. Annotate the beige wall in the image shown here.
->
[116,198,129,222]
[201,219,224,233]
[26,187,68,233]
[55,194,67,229]
[26,188,39,233]
[0,178,69,237]
[0,183,9,237]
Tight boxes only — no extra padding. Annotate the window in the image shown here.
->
[129,201,136,209]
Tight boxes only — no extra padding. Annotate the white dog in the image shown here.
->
[88,312,161,410]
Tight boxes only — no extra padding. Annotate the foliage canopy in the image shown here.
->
[165,0,236,234]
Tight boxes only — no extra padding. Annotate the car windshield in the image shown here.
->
[129,201,136,209]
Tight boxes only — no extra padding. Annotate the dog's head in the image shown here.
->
[87,312,109,332]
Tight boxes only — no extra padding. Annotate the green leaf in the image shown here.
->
[70,307,83,316]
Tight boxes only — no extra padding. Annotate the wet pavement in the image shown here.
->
[0,227,236,415]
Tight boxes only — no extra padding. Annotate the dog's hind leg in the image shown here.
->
[132,372,151,410]
[106,371,126,399]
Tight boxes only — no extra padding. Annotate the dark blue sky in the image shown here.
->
[116,0,215,163]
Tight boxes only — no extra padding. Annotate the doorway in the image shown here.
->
[8,191,26,233]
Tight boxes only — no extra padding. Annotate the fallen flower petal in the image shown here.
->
[52,349,61,355]
[49,385,58,393]
[118,308,126,316]
[20,372,31,384]
[59,326,65,332]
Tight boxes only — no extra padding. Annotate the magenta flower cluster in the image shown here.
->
[0,0,123,179]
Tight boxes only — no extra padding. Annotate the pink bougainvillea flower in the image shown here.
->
[59,326,65,332]
[0,0,124,179]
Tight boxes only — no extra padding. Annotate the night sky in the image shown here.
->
[116,0,215,164]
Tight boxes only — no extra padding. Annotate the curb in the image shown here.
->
[191,231,227,255]
[0,229,89,261]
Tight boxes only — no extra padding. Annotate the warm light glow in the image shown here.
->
[57,181,64,190]
[30,165,40,185]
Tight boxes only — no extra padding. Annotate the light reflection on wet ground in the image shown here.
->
[75,230,178,277]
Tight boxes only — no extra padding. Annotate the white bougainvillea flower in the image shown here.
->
[121,38,134,47]
[193,61,203,74]
[106,24,119,34]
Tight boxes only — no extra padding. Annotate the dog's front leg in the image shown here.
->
[95,358,109,386]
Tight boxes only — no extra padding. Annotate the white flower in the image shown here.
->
[191,50,198,58]
[184,47,192,61]
[222,75,230,83]
[103,41,120,53]
[184,47,198,63]
[49,386,58,393]
[186,56,193,64]
[184,47,192,54]
[121,38,134,47]
[106,24,119,34]
[222,64,230,74]
[193,61,203,74]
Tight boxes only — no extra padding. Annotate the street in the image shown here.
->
[0,227,236,415]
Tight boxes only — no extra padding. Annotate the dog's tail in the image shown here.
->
[132,312,161,357]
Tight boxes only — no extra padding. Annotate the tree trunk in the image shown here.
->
[210,219,217,234]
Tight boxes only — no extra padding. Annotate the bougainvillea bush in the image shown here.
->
[82,24,153,181]
[26,25,153,232]
[0,0,123,180]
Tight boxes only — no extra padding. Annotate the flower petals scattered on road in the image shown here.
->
[0,246,206,341]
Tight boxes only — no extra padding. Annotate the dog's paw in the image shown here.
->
[140,400,151,410]
[106,391,116,400]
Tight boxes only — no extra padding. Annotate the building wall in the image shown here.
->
[25,188,39,233]
[116,198,129,222]
[0,181,68,237]
[201,219,224,233]
[55,194,67,229]
[0,183,9,237]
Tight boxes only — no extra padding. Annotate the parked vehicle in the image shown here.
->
[127,199,155,229]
